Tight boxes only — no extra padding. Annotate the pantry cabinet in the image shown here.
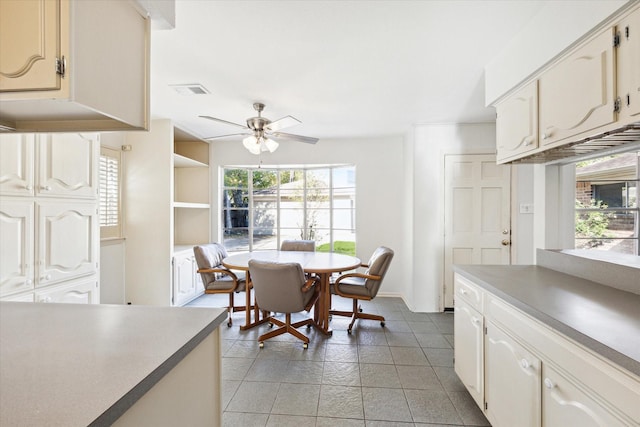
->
[0,133,99,303]
[538,27,616,147]
[496,80,538,163]
[172,249,203,307]
[0,0,149,132]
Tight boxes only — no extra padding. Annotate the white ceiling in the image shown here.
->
[150,1,550,142]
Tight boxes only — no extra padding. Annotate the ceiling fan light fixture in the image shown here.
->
[263,137,279,153]
[242,135,261,155]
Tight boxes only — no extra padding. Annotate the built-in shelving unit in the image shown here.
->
[124,120,210,306]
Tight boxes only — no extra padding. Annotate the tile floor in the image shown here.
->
[188,294,491,427]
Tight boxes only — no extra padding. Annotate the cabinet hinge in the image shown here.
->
[625,25,630,40]
[614,96,622,113]
[613,32,621,47]
[484,326,488,335]
[55,56,66,77]
[484,402,488,410]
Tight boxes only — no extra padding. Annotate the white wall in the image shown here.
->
[411,123,497,312]
[209,135,409,299]
[485,0,628,105]
[99,132,126,304]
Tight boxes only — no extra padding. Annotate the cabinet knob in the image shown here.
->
[472,317,481,325]
[501,239,511,246]
[542,132,552,140]
[41,274,51,281]
[26,279,33,286]
[460,289,467,295]
[544,378,555,389]
[41,185,52,191]
[520,359,530,369]
[523,137,534,146]
[25,184,33,191]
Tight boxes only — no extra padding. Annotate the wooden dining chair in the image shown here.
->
[193,243,250,327]
[248,260,320,349]
[280,239,316,252]
[330,246,394,334]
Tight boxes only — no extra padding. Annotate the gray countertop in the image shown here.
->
[0,302,226,427]
[453,265,640,377]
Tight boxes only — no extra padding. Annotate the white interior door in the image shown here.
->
[444,154,511,308]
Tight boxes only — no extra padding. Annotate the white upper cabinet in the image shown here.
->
[496,80,538,163]
[0,0,61,92]
[0,0,149,132]
[538,27,616,147]
[617,6,640,121]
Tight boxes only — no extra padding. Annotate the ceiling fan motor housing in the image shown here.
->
[246,117,271,132]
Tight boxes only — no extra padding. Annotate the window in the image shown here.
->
[99,146,122,239]
[222,165,356,254]
[575,152,639,255]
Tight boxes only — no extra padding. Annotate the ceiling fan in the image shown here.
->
[200,102,319,154]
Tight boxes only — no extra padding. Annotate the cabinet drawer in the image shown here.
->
[454,273,483,311]
[485,293,640,424]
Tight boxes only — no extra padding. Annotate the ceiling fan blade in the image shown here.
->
[203,133,250,140]
[271,132,319,144]
[266,115,301,132]
[199,115,247,129]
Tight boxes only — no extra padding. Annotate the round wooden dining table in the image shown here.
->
[223,251,361,335]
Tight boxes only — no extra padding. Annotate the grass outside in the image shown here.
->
[317,241,356,256]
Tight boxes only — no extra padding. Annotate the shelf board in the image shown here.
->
[173,202,210,209]
[173,153,207,168]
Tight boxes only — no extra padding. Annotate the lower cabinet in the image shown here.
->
[172,250,203,306]
[453,273,639,427]
[542,364,628,427]
[454,298,484,408]
[485,320,541,427]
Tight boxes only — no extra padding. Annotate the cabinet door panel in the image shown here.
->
[485,321,541,427]
[454,299,484,407]
[173,254,196,306]
[496,81,538,163]
[0,200,34,296]
[37,201,97,286]
[0,133,34,196]
[38,133,98,199]
[618,6,640,120]
[35,277,99,304]
[543,365,627,427]
[0,0,61,92]
[539,28,616,145]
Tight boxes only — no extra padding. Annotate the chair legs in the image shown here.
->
[330,298,386,334]
[258,313,313,349]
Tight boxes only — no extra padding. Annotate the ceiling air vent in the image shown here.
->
[169,83,210,96]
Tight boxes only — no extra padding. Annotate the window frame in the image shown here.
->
[221,165,356,253]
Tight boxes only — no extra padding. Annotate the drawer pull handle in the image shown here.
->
[520,359,530,369]
[544,378,555,389]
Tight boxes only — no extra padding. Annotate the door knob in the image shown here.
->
[501,239,511,246]
[502,229,509,235]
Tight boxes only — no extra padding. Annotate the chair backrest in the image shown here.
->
[363,246,394,297]
[248,260,308,313]
[193,243,229,286]
[280,240,316,252]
